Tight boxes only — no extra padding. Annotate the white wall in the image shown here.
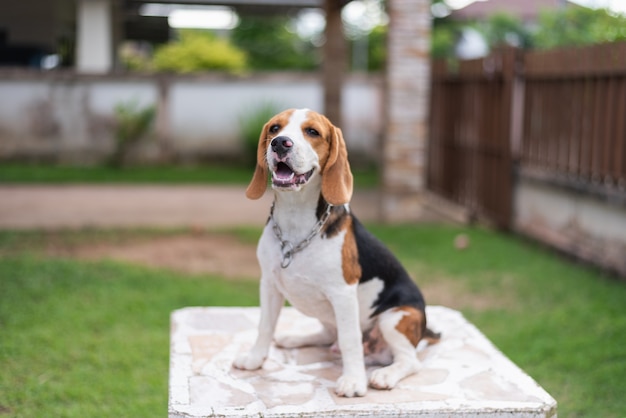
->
[0,72,383,162]
[167,78,322,152]
[514,176,626,275]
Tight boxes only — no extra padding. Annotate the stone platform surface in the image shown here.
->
[169,306,557,418]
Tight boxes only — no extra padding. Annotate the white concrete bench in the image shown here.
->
[169,306,557,417]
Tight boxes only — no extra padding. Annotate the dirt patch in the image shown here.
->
[47,233,261,279]
[39,231,507,311]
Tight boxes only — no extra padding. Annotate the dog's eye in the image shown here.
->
[269,124,280,134]
[305,127,320,137]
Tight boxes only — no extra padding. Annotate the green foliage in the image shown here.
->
[0,164,251,184]
[433,5,626,59]
[367,25,387,71]
[533,7,626,49]
[152,30,247,73]
[351,24,388,72]
[119,43,151,72]
[433,12,531,58]
[431,22,459,58]
[0,163,380,188]
[231,15,318,70]
[110,100,156,167]
[114,101,155,145]
[238,102,281,166]
[479,13,532,49]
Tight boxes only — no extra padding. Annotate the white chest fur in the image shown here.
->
[257,222,382,332]
[258,223,347,325]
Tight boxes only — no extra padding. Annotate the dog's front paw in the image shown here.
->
[369,361,419,390]
[335,374,367,397]
[369,366,400,390]
[233,352,265,371]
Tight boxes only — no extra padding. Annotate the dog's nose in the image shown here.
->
[271,136,293,156]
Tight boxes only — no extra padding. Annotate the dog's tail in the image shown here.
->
[423,327,442,345]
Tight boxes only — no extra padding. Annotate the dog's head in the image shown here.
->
[246,108,353,206]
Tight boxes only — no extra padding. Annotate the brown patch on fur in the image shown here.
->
[341,216,362,285]
[300,111,353,206]
[303,111,333,168]
[245,109,295,200]
[321,124,353,206]
[394,306,427,347]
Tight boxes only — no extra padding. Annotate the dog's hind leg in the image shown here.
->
[275,322,336,348]
[369,306,425,390]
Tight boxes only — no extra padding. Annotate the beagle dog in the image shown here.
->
[233,108,440,397]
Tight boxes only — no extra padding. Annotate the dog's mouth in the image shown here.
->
[272,162,315,188]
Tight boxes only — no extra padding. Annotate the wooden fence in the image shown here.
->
[428,42,626,228]
[428,48,518,228]
[522,42,626,193]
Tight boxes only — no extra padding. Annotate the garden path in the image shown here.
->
[0,185,378,229]
[0,184,377,279]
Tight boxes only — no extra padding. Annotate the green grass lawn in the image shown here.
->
[0,163,253,185]
[0,163,380,189]
[0,252,259,418]
[1,226,625,417]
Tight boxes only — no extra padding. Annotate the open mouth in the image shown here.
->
[272,162,314,188]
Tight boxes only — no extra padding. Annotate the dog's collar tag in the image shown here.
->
[280,241,294,268]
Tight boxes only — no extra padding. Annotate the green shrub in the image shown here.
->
[152,30,247,73]
[533,7,626,49]
[119,43,152,71]
[231,16,318,71]
[110,100,156,167]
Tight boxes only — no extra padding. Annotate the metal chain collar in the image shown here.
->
[270,202,333,268]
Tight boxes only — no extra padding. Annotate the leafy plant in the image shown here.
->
[432,6,626,60]
[431,22,459,58]
[532,7,626,49]
[152,30,247,73]
[119,42,152,72]
[479,13,532,49]
[110,100,156,167]
[231,15,318,71]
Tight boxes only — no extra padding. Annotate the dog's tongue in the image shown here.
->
[273,163,312,186]
[273,162,296,186]
[275,163,294,180]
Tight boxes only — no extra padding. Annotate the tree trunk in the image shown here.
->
[323,0,347,128]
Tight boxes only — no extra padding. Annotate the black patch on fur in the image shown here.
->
[352,216,426,317]
[317,196,349,238]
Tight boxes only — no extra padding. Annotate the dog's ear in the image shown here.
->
[245,122,270,200]
[322,125,353,205]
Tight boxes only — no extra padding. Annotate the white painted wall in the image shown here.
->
[0,72,382,162]
[514,177,626,275]
[167,79,322,152]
